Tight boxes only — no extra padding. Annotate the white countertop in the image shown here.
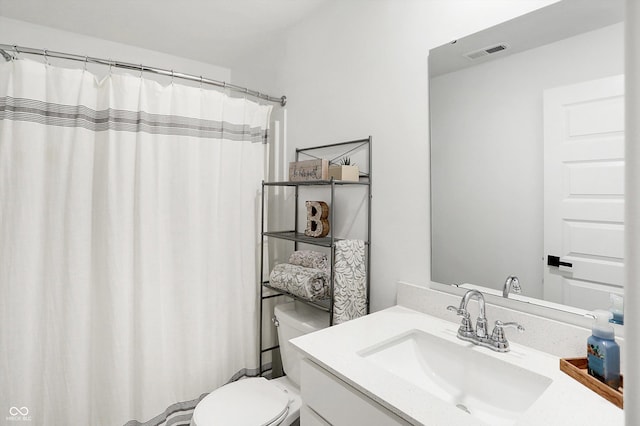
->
[290,305,623,426]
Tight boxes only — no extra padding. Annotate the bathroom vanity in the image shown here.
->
[299,358,410,426]
[290,283,623,426]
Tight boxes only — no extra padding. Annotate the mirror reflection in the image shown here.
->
[429,0,625,313]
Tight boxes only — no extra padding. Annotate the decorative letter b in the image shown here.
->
[305,201,330,237]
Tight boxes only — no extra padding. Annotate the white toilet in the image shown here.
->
[191,301,328,426]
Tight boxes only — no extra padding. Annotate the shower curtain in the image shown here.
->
[0,59,271,425]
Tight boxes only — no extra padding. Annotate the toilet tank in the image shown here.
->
[274,301,329,387]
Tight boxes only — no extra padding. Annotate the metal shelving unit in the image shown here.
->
[258,137,372,377]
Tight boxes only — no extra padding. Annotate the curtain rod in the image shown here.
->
[0,43,287,107]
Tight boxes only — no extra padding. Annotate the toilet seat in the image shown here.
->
[191,377,290,426]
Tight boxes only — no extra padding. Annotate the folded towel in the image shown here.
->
[269,263,330,301]
[288,250,329,272]
[333,240,367,324]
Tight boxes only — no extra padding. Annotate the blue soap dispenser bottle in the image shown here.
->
[586,310,621,389]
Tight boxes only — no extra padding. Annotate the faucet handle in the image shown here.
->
[489,320,524,352]
[447,306,474,336]
[491,320,525,341]
[447,305,469,317]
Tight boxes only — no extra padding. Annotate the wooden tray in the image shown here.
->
[560,357,623,409]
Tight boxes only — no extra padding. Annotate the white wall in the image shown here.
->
[0,16,231,85]
[0,3,559,313]
[625,2,640,424]
[232,0,558,311]
[431,23,623,299]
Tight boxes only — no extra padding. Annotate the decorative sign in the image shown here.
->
[305,201,330,237]
[289,159,328,181]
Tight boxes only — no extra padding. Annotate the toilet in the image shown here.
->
[191,301,328,426]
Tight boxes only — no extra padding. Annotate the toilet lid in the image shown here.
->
[192,377,289,426]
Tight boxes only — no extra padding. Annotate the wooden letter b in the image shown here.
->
[305,201,330,237]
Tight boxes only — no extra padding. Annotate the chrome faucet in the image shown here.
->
[448,290,488,338]
[502,275,522,298]
[447,289,524,352]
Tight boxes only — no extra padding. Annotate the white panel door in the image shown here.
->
[543,75,624,309]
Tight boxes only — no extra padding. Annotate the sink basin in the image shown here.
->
[358,329,552,425]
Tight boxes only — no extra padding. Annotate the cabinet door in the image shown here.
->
[301,359,411,426]
[301,404,331,426]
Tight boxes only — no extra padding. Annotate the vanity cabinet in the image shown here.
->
[300,405,331,426]
[300,358,412,426]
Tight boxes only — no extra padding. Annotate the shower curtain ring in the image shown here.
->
[170,69,174,85]
[139,64,143,78]
[199,76,203,89]
[43,49,49,66]
[12,45,19,60]
[108,59,113,75]
[83,55,88,72]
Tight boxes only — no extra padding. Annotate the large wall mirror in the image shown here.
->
[429,0,625,314]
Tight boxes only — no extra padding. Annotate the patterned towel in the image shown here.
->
[288,250,329,272]
[333,240,367,324]
[269,263,330,301]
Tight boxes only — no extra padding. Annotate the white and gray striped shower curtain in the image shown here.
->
[0,59,271,425]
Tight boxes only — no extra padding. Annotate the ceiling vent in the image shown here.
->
[463,43,509,60]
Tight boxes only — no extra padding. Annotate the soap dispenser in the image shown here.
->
[608,293,624,325]
[586,310,621,389]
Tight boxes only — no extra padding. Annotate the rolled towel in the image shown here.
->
[269,263,330,301]
[288,250,329,272]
